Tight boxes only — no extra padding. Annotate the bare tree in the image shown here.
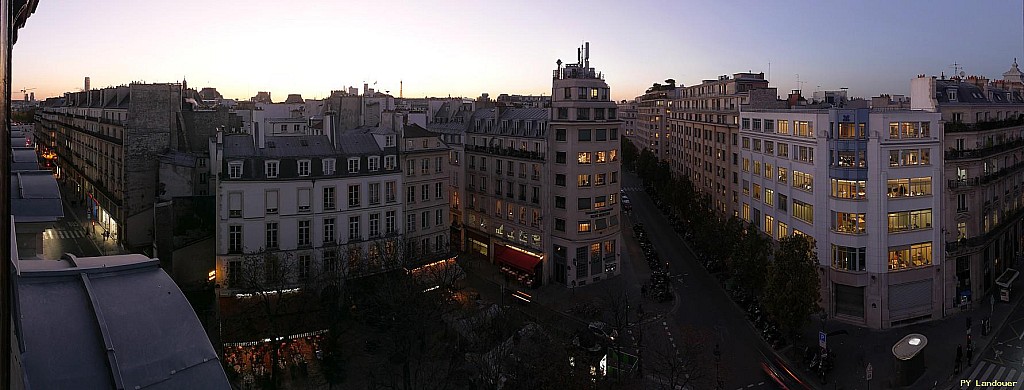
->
[646,326,712,390]
[223,248,324,389]
[604,288,631,337]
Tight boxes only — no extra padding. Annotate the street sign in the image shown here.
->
[866,363,873,380]
[819,331,827,348]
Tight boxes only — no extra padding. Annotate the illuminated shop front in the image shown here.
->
[494,244,543,288]
[87,192,120,244]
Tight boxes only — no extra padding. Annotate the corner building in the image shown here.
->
[462,43,622,288]
[739,108,943,329]
[549,44,623,287]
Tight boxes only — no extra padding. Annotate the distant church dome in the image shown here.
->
[1003,58,1023,84]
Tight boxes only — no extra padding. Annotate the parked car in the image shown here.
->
[588,321,618,341]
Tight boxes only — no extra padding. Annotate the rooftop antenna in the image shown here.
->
[585,42,590,68]
[950,62,963,78]
[400,80,403,99]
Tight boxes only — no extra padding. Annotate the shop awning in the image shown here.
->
[496,246,541,273]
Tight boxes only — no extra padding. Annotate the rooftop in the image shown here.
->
[10,170,62,223]
[14,254,229,389]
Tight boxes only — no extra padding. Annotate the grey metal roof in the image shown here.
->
[11,149,36,170]
[403,123,438,138]
[262,135,335,157]
[336,133,383,155]
[500,107,549,120]
[10,170,62,223]
[15,254,230,390]
[221,133,256,158]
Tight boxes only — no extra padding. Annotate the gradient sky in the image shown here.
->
[12,0,1024,103]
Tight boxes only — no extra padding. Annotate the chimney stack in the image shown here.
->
[84,76,91,91]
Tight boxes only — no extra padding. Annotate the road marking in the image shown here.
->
[967,361,986,380]
[982,364,996,380]
[757,382,764,386]
[747,385,755,388]
[994,367,1006,381]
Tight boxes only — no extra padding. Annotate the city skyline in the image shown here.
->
[12,0,1024,102]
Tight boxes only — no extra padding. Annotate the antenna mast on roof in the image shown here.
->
[950,62,963,78]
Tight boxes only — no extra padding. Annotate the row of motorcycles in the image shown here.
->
[735,290,785,349]
[803,346,835,379]
[633,223,673,302]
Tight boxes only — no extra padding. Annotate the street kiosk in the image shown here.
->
[996,268,1019,303]
[892,333,927,387]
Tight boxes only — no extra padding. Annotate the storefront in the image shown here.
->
[87,192,119,244]
[494,245,542,288]
[466,230,489,257]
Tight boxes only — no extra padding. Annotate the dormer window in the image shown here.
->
[384,155,397,170]
[323,158,336,175]
[348,157,360,173]
[298,160,311,176]
[368,156,380,171]
[947,89,958,101]
[385,135,395,147]
[265,161,279,178]
[228,161,243,179]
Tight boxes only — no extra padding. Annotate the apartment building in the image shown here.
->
[400,124,452,263]
[462,43,623,288]
[427,99,475,249]
[636,87,676,159]
[34,83,184,253]
[667,73,782,215]
[911,66,1024,312]
[738,107,943,329]
[617,99,639,147]
[212,129,402,294]
[463,107,549,287]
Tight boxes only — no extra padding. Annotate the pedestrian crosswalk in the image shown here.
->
[43,229,85,240]
[960,360,1024,388]
[621,186,645,192]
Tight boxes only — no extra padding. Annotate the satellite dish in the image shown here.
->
[959,71,966,77]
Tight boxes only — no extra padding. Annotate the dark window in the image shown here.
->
[578,129,592,141]
[577,108,590,120]
[555,196,566,209]
[556,128,566,141]
[556,152,566,163]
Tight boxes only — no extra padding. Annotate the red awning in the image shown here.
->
[495,246,541,273]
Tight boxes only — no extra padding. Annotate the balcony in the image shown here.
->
[947,161,1024,189]
[946,207,1024,256]
[945,118,1024,133]
[945,138,1024,160]
[466,145,545,161]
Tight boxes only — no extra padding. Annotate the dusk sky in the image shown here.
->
[12,0,1024,102]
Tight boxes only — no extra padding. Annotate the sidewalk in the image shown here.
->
[788,283,1024,390]
[57,181,123,256]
